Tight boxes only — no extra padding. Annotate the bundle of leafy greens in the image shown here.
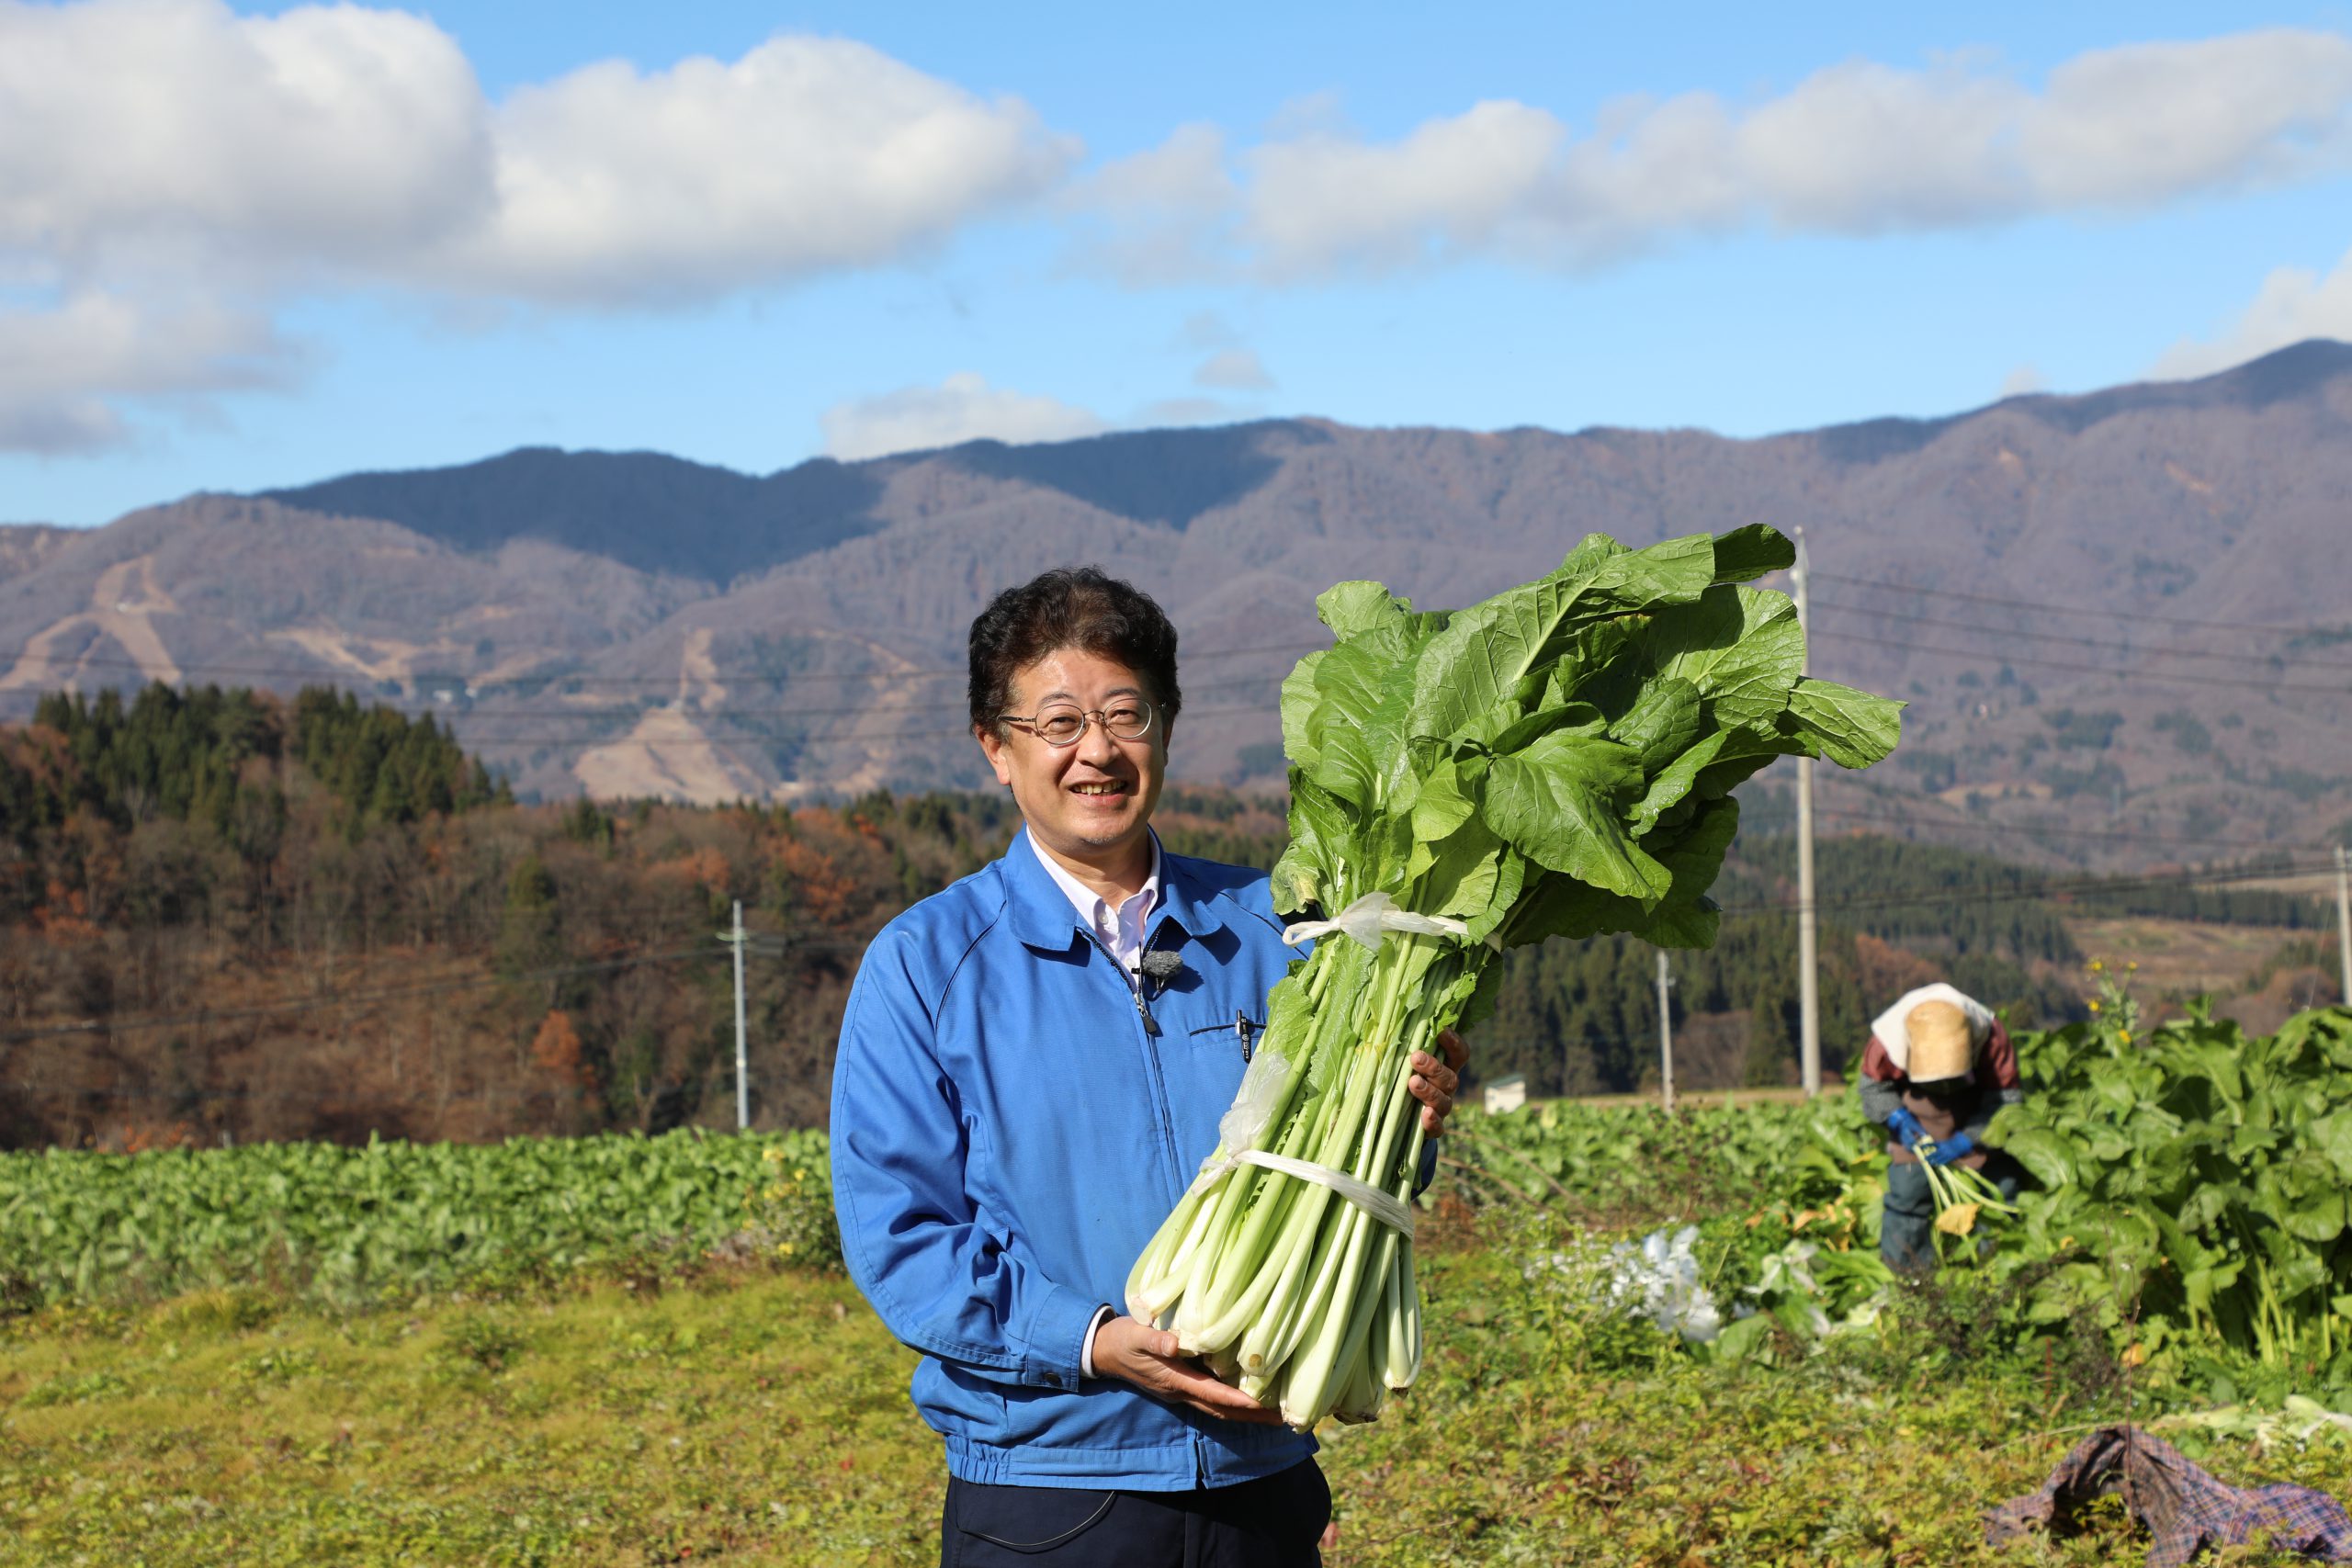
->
[1124,525,1902,1427]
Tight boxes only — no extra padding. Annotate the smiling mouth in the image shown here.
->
[1070,781,1128,796]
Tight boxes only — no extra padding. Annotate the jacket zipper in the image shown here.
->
[1091,929,1185,1195]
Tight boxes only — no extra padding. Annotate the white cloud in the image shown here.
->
[0,291,300,453]
[2152,247,2352,378]
[1080,29,2352,280]
[1193,348,1273,389]
[0,0,1076,450]
[1064,123,1238,284]
[1999,363,2048,398]
[1249,100,1567,274]
[820,373,1107,461]
[0,0,492,276]
[442,37,1075,304]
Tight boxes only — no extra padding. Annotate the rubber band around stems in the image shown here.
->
[1281,890,1494,952]
[1190,1144,1417,1238]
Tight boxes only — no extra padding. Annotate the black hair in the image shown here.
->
[967,566,1182,734]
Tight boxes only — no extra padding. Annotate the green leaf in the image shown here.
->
[1992,1124,2075,1189]
[1707,525,1795,584]
[1692,726,1808,799]
[1271,775,1351,915]
[1279,651,1326,770]
[1410,761,1476,841]
[1487,702,1606,759]
[1496,869,1613,948]
[1307,637,1416,807]
[1578,532,1717,612]
[1407,575,1600,743]
[1708,1313,1775,1363]
[1627,730,1729,838]
[1484,731,1666,902]
[1463,850,1527,947]
[1637,586,1807,732]
[1414,823,1505,923]
[1621,798,1741,947]
[2311,1111,2352,1184]
[1607,678,1702,773]
[1316,581,1408,639]
[1408,533,1714,745]
[1782,677,1904,769]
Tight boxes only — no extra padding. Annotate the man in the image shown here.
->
[1857,982,2023,1271]
[830,566,1466,1566]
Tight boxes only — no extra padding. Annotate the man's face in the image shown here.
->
[976,646,1170,875]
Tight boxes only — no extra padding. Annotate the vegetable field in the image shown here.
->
[0,1128,835,1310]
[1453,998,2352,1413]
[10,1005,2352,1563]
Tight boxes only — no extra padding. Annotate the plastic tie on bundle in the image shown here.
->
[1283,890,1494,952]
[1190,1045,1415,1239]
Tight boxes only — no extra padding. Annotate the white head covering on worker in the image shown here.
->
[1856,982,2024,1170]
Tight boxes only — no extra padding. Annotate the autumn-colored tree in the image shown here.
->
[531,1009,591,1089]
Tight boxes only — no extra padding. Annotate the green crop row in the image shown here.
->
[0,1126,836,1310]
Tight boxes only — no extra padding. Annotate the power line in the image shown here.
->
[1805,804,2333,853]
[1807,630,2352,695]
[0,941,718,1045]
[1716,854,2337,920]
[0,924,876,1047]
[1812,599,2352,671]
[1812,571,2352,637]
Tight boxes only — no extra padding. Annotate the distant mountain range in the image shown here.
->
[3,340,2348,865]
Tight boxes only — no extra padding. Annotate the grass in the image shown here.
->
[2,1269,934,1567]
[11,1219,2352,1566]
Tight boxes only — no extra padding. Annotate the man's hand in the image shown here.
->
[1093,1316,1283,1425]
[1410,1028,1468,1137]
[1926,1132,1977,1168]
[1885,1106,1926,1149]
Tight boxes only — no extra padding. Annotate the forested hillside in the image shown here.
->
[0,683,2324,1151]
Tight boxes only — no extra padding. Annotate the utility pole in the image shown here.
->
[1657,950,1676,1114]
[725,899,750,1132]
[1793,528,1821,1098]
[2336,846,2351,1009]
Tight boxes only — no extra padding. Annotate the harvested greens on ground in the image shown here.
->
[1125,525,1904,1427]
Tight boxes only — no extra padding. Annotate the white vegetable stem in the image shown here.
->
[1124,919,1463,1429]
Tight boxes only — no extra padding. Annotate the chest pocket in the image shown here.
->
[1187,1010,1267,1066]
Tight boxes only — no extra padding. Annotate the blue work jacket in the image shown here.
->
[829,828,1317,1490]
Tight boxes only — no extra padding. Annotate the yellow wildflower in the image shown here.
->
[2088,1000,2101,1013]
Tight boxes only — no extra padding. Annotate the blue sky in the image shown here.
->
[6,0,2352,525]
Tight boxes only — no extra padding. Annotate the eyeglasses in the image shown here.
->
[1000,701,1158,747]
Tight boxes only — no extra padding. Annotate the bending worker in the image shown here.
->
[1857,982,2024,1270]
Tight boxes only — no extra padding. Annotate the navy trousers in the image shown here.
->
[940,1460,1330,1567]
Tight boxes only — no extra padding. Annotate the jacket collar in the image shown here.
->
[1004,827,1229,953]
